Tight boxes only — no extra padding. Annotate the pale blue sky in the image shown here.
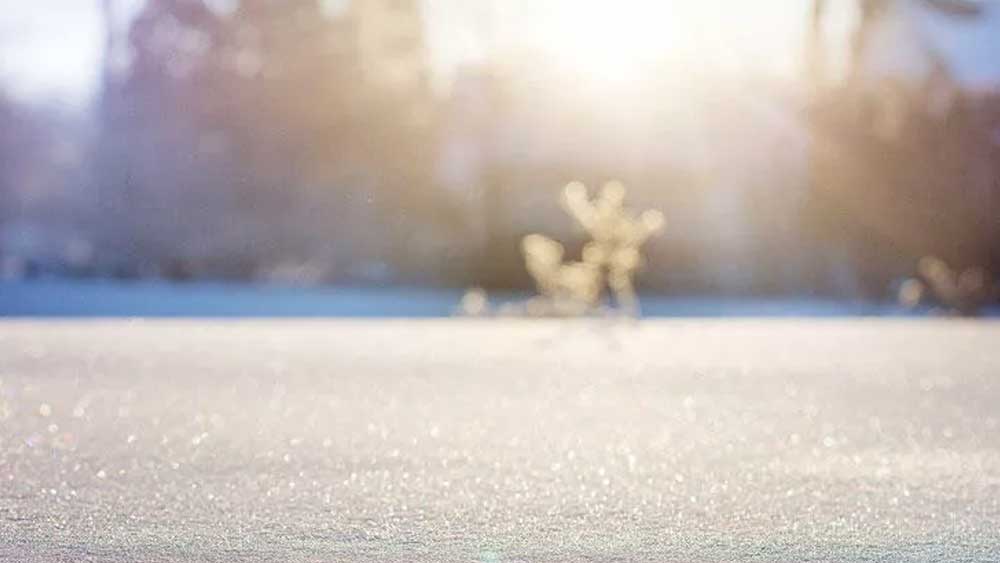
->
[0,1,808,106]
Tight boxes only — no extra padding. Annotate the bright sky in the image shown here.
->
[0,0,809,105]
[0,1,105,104]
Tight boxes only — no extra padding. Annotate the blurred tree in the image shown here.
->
[88,0,451,283]
[91,0,233,277]
[0,93,20,230]
[804,0,1000,298]
[0,90,90,276]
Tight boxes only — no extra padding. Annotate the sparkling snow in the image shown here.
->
[1,319,998,561]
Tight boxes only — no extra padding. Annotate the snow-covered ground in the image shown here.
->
[0,279,936,317]
[1,319,998,561]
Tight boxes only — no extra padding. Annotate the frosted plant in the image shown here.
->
[899,256,995,316]
[521,234,603,316]
[561,181,665,313]
[458,287,490,316]
[522,181,665,316]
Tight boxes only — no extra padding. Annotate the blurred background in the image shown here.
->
[0,0,998,315]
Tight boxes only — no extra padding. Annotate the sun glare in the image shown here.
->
[539,3,682,85]
[527,1,803,87]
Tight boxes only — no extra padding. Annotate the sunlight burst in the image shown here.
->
[540,3,684,85]
[530,1,802,87]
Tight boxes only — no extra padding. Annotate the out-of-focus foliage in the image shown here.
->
[521,233,602,316]
[88,0,446,282]
[806,0,1000,303]
[899,256,995,316]
[0,92,89,279]
[520,182,664,316]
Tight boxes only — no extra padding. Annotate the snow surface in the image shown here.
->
[1,319,999,561]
